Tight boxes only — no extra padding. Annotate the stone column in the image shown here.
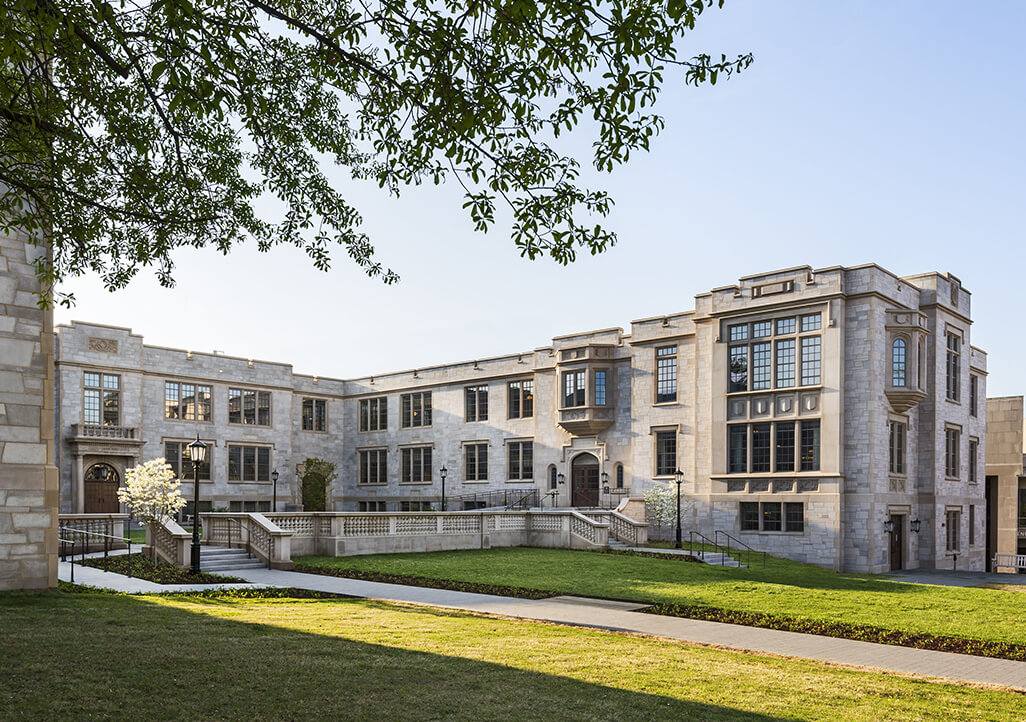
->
[0,229,58,590]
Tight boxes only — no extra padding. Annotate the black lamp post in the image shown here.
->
[440,465,448,511]
[674,468,684,549]
[601,471,609,508]
[271,469,279,512]
[188,435,208,574]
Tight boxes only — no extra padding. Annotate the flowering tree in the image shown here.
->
[118,459,186,559]
[644,483,694,532]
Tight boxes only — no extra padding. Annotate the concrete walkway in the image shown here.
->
[59,558,1026,691]
[886,568,1026,588]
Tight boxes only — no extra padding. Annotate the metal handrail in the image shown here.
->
[687,530,719,560]
[715,530,766,569]
[58,523,133,580]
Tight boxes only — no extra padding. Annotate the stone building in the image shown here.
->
[53,263,987,573]
[984,396,1025,569]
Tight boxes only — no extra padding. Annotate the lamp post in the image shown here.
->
[440,465,448,512]
[271,469,279,512]
[674,468,684,549]
[554,472,565,507]
[601,471,609,508]
[188,435,208,574]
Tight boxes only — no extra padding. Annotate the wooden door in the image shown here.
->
[889,514,903,571]
[571,453,600,507]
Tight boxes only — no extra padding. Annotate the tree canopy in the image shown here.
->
[1,0,751,303]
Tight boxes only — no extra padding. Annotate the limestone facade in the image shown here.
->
[0,229,58,590]
[54,263,987,572]
[984,396,1025,568]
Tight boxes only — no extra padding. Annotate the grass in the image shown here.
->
[296,548,1026,646]
[1,590,1022,720]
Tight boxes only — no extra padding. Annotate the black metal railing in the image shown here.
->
[686,530,719,560]
[715,530,766,569]
[58,524,134,582]
[442,489,539,511]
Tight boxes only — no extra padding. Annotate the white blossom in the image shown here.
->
[117,458,186,526]
[644,483,694,527]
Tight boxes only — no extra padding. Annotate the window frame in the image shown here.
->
[164,380,212,422]
[654,430,677,477]
[83,371,121,426]
[944,427,961,479]
[507,380,534,419]
[725,314,821,394]
[562,369,586,408]
[946,333,961,402]
[464,385,489,422]
[655,345,678,404]
[227,444,272,482]
[357,448,388,486]
[945,509,961,552]
[889,421,906,476]
[400,392,433,429]
[228,387,272,427]
[507,440,534,481]
[164,440,212,480]
[739,501,804,533]
[400,445,433,484]
[359,397,388,432]
[464,443,489,482]
[301,398,327,432]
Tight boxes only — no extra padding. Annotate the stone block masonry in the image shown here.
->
[0,227,58,590]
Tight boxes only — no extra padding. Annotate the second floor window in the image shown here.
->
[401,392,432,428]
[729,420,820,473]
[165,381,212,421]
[465,386,488,422]
[358,449,387,485]
[359,397,387,432]
[945,428,960,478]
[508,380,534,418]
[946,333,961,401]
[655,431,676,476]
[465,443,488,481]
[969,439,978,483]
[228,445,271,482]
[594,370,607,406]
[563,370,586,408]
[891,339,906,387]
[400,446,432,483]
[228,388,271,426]
[302,398,327,432]
[889,422,905,475]
[656,346,677,403]
[164,440,211,480]
[84,372,119,426]
[970,375,978,417]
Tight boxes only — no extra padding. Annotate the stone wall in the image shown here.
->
[0,229,58,590]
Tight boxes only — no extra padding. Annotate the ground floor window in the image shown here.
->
[358,501,388,512]
[739,502,804,532]
[399,500,433,511]
[946,509,961,552]
[400,446,433,484]
[358,449,388,485]
[228,500,271,512]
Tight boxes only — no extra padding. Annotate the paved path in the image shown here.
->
[59,560,1026,691]
[886,568,1026,588]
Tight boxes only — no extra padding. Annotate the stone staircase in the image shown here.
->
[200,546,264,572]
[608,539,630,551]
[690,551,745,568]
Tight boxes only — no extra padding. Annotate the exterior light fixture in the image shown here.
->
[187,435,208,574]
[673,468,685,550]
[440,465,448,512]
[271,469,280,512]
[883,519,895,534]
[910,518,921,533]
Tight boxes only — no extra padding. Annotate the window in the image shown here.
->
[594,370,608,406]
[800,420,820,471]
[728,345,748,393]
[800,313,821,333]
[655,431,677,476]
[84,372,120,426]
[776,317,795,335]
[549,465,558,490]
[800,337,821,386]
[228,445,271,482]
[400,446,433,483]
[465,443,488,481]
[775,339,795,388]
[741,502,804,532]
[751,424,771,473]
[946,509,960,552]
[752,321,772,338]
[946,333,961,401]
[465,385,488,422]
[508,380,534,419]
[968,438,978,483]
[891,339,906,387]
[728,324,749,342]
[228,500,271,513]
[508,441,533,480]
[359,397,387,432]
[228,388,271,426]
[400,392,432,428]
[889,422,905,475]
[728,425,747,473]
[358,501,387,512]
[165,381,212,421]
[302,398,327,432]
[358,449,387,485]
[775,423,795,472]
[615,464,624,489]
[751,342,771,391]
[969,505,976,546]
[656,346,677,403]
[563,370,586,408]
[400,501,433,512]
[945,428,960,478]
[164,441,211,480]
[970,375,978,417]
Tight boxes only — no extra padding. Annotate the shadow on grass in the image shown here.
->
[0,591,783,721]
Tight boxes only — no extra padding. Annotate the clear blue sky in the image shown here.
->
[55,2,1026,396]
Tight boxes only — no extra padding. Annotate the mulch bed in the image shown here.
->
[77,553,245,585]
[292,564,557,600]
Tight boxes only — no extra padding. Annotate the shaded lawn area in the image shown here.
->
[1,591,1022,721]
[296,548,1026,646]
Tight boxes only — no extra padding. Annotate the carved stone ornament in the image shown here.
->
[87,337,118,354]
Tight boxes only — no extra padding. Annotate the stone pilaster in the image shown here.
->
[0,228,58,590]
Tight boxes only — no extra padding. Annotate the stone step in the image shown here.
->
[199,545,262,571]
[200,559,265,571]
[692,552,745,568]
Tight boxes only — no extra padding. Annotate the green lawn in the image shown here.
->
[297,548,1026,645]
[1,590,1021,720]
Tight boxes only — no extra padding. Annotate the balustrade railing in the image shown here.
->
[201,513,293,569]
[581,510,646,546]
[71,424,137,439]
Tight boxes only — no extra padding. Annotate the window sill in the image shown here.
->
[400,425,433,430]
[356,483,388,487]
[227,480,273,484]
[164,419,215,424]
[227,423,273,428]
[358,428,388,433]
[461,480,490,484]
[399,481,433,485]
[506,479,533,484]
[300,429,329,434]
[652,401,679,408]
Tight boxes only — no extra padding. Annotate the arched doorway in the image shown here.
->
[84,463,120,513]
[571,453,600,507]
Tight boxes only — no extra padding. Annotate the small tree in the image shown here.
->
[644,483,694,539]
[117,458,186,560]
[300,458,337,512]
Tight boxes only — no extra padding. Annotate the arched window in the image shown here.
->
[615,464,624,489]
[892,339,906,387]
[549,465,558,490]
